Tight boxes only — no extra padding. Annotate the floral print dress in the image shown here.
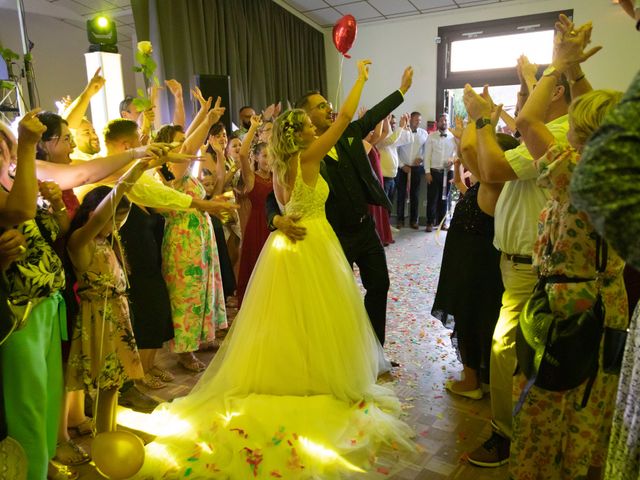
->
[162,175,227,353]
[66,239,143,391]
[510,144,628,480]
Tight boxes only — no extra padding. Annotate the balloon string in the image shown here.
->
[335,54,345,110]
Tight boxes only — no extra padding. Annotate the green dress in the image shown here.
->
[162,175,227,353]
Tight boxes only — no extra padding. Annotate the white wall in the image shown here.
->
[0,8,136,117]
[326,0,638,120]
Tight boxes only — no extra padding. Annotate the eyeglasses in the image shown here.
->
[310,101,333,112]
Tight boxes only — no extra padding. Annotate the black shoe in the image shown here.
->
[467,431,510,467]
[390,360,400,367]
[118,385,160,413]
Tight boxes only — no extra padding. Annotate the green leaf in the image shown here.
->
[153,76,160,87]
[0,80,14,89]
[135,50,147,65]
[132,97,152,112]
[136,88,145,98]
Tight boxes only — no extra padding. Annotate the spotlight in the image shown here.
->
[87,15,118,53]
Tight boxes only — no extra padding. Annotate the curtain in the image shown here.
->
[131,0,327,126]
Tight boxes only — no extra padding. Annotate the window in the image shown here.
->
[435,10,573,119]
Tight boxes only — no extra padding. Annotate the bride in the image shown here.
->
[131,60,415,479]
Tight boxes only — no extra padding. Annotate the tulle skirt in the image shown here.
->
[127,217,415,479]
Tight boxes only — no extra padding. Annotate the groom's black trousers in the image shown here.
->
[335,216,389,346]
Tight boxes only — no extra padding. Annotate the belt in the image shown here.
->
[504,253,533,264]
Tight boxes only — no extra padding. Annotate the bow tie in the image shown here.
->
[440,133,448,137]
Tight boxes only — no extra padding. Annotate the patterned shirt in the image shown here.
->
[4,208,65,304]
[571,70,640,270]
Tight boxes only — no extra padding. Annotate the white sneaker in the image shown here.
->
[390,226,399,233]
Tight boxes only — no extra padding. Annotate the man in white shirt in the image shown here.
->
[423,114,457,231]
[396,111,428,229]
[376,113,412,204]
[463,73,571,468]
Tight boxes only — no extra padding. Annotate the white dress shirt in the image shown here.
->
[424,131,457,170]
[397,128,429,167]
[377,127,412,178]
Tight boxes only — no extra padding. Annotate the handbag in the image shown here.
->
[516,236,608,408]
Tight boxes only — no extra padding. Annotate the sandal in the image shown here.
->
[138,372,166,389]
[67,418,93,438]
[177,355,206,373]
[53,440,90,466]
[48,461,79,480]
[150,366,175,382]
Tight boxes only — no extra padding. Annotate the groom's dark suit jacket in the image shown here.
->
[267,89,403,233]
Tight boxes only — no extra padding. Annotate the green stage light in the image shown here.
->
[87,15,118,53]
[96,16,109,28]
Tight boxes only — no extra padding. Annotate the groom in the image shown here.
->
[266,66,414,347]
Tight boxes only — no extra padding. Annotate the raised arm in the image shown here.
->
[62,68,105,129]
[516,19,601,161]
[555,14,594,101]
[34,144,165,190]
[301,60,370,166]
[238,115,262,193]
[464,84,517,182]
[0,111,44,225]
[185,87,210,138]
[171,97,223,180]
[67,160,149,272]
[165,79,185,129]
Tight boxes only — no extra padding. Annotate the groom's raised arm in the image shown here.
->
[349,66,413,139]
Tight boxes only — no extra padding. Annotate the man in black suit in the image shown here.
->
[266,66,413,347]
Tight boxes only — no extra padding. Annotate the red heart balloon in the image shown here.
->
[332,15,357,58]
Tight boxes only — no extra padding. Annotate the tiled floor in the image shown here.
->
[73,228,509,479]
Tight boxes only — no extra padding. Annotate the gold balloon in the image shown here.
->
[92,431,145,479]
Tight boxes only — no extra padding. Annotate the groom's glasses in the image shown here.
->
[310,101,333,112]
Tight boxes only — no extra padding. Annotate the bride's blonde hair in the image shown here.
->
[268,109,307,188]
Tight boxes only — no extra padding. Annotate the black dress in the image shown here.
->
[119,205,174,349]
[431,183,503,384]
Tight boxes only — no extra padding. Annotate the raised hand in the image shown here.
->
[132,142,172,159]
[399,66,414,95]
[463,84,492,122]
[262,103,276,121]
[18,109,46,145]
[357,59,372,82]
[191,86,208,109]
[516,55,537,84]
[448,116,464,141]
[55,95,73,114]
[399,113,409,128]
[553,17,602,72]
[207,96,225,125]
[165,79,183,98]
[85,67,106,97]
[250,114,263,130]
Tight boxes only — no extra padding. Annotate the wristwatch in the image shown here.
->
[475,117,492,130]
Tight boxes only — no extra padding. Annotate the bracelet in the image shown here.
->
[53,206,67,215]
